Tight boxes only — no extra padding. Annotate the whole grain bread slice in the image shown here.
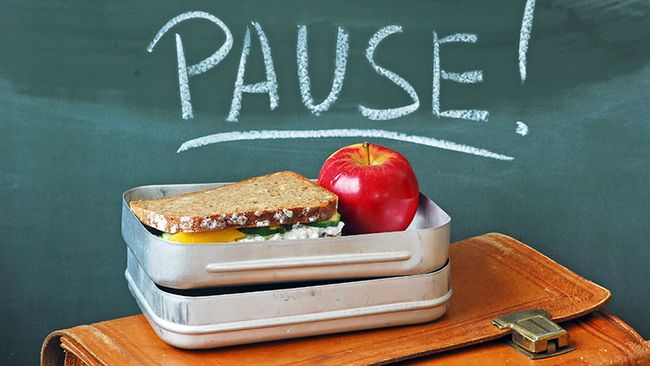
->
[129,171,338,233]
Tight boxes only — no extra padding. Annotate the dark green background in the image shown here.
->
[2,1,649,364]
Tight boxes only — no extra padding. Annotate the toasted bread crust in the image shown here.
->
[129,171,338,233]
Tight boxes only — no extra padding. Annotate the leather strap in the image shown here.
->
[411,310,650,365]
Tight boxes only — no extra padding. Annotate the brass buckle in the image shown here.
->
[492,309,576,359]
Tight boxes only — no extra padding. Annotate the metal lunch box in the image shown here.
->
[125,248,452,349]
[121,182,451,289]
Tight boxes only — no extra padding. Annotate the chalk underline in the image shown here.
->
[177,129,514,161]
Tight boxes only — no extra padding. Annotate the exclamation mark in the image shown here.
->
[519,0,537,83]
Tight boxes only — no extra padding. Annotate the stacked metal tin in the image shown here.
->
[121,182,452,349]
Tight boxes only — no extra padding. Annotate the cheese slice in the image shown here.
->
[166,228,246,244]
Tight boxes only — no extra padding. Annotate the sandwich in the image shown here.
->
[129,171,344,244]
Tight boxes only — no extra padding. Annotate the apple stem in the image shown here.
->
[363,142,370,165]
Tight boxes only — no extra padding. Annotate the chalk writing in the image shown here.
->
[433,32,488,122]
[519,0,536,83]
[147,9,538,161]
[227,22,279,122]
[358,26,420,121]
[516,121,529,136]
[297,26,349,115]
[147,11,233,120]
[177,129,514,161]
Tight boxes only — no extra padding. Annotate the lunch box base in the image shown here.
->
[133,287,449,349]
[126,250,452,349]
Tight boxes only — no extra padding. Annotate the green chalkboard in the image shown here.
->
[2,1,650,364]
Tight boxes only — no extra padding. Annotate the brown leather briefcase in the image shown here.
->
[41,233,650,365]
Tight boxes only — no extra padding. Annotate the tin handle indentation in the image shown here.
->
[205,251,412,273]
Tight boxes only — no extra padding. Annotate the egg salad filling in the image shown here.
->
[162,212,344,244]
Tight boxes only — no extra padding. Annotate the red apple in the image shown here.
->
[318,142,419,234]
